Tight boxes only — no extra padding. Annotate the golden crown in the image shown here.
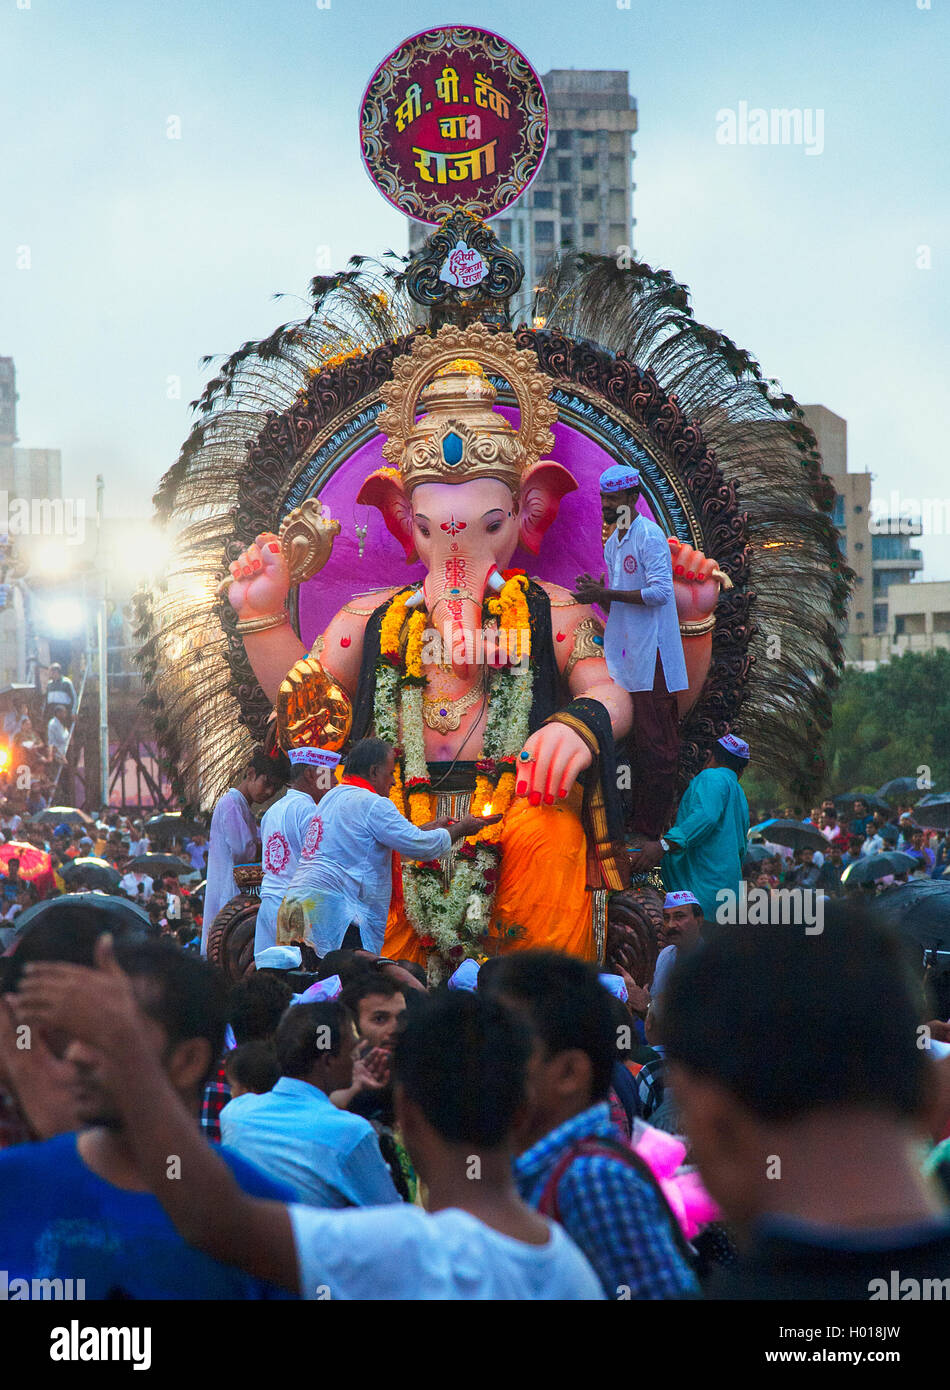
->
[377,322,558,495]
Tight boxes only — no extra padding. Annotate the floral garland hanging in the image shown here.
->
[372,574,534,960]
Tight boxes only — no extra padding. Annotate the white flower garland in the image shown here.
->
[374,663,399,745]
[400,684,428,786]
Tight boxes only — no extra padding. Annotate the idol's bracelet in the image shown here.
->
[678,614,716,637]
[235,612,290,635]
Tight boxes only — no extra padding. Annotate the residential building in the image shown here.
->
[802,405,872,656]
[803,404,926,663]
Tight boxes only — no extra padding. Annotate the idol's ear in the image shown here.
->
[357,469,417,562]
[518,461,578,556]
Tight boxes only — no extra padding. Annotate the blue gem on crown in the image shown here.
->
[442,431,464,466]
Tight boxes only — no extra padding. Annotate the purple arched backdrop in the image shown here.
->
[296,408,656,646]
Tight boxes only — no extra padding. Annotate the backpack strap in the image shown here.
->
[536,1135,697,1267]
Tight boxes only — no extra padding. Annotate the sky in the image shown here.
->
[2,0,948,572]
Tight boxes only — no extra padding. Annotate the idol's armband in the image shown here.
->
[564,615,607,680]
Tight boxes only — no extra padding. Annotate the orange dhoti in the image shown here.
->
[383,792,599,966]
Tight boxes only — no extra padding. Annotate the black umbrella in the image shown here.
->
[833,791,891,817]
[840,851,917,886]
[913,795,950,831]
[744,844,773,864]
[750,819,827,853]
[128,853,191,877]
[869,880,950,951]
[8,890,152,940]
[33,806,95,829]
[59,857,122,892]
[877,777,926,805]
[145,812,204,844]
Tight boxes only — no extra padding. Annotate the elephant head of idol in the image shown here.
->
[356,326,576,677]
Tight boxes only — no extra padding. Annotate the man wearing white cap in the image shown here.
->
[651,891,704,1001]
[647,734,751,922]
[202,751,283,955]
[573,465,689,840]
[255,748,338,962]
[277,738,500,957]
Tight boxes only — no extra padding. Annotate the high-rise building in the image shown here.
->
[408,68,638,319]
[803,404,925,665]
[803,406,872,656]
[870,526,924,634]
[0,356,65,687]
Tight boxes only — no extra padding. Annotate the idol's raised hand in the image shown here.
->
[668,540,721,623]
[226,531,290,620]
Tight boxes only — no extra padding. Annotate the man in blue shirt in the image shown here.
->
[481,950,699,1301]
[0,939,292,1299]
[220,999,401,1208]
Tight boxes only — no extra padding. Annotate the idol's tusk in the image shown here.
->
[405,587,426,610]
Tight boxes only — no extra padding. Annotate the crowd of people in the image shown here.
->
[2,730,950,1303]
[745,795,950,897]
[0,802,208,952]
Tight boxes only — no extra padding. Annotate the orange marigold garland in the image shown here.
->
[372,577,534,959]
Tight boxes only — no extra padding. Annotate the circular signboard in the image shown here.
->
[359,26,548,225]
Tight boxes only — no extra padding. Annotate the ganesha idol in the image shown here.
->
[225,324,723,973]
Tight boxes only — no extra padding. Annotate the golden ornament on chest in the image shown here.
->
[421,677,485,732]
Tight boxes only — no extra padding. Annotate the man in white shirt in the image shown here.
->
[202,751,283,954]
[573,464,689,841]
[220,998,400,1209]
[861,828,885,858]
[650,890,704,1001]
[19,956,603,1301]
[127,823,151,858]
[255,747,336,962]
[119,869,153,902]
[277,738,500,956]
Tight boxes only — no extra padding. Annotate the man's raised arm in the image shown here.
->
[13,937,300,1293]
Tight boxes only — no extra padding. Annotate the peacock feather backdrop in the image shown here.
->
[137,250,850,811]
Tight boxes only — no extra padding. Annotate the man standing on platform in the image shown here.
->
[573,465,687,841]
[202,751,283,956]
[255,748,337,962]
[43,662,76,727]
